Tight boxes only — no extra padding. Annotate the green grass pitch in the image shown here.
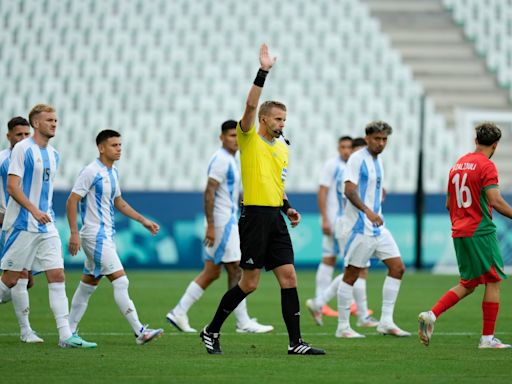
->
[1,270,511,383]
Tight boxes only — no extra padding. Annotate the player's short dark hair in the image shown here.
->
[352,137,366,148]
[338,135,352,143]
[475,122,501,146]
[365,121,393,136]
[7,116,30,131]
[221,120,237,133]
[96,129,121,145]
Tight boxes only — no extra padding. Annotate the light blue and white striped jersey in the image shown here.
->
[0,148,11,214]
[319,156,346,227]
[207,148,240,227]
[342,147,384,236]
[2,137,59,233]
[71,159,121,240]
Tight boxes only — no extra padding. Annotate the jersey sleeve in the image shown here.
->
[0,161,6,213]
[0,183,5,214]
[318,159,335,187]
[71,168,95,198]
[236,121,256,151]
[208,154,229,184]
[53,149,60,171]
[481,162,499,190]
[113,168,121,197]
[8,144,26,178]
[343,154,361,185]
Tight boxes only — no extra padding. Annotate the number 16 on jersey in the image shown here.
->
[452,173,472,208]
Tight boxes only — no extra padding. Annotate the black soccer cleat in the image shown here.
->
[288,339,326,355]
[200,326,222,355]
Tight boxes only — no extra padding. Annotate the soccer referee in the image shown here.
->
[200,44,325,355]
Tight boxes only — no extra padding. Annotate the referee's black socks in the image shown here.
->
[281,287,302,346]
[208,285,248,333]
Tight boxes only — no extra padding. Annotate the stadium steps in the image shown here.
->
[362,0,511,128]
[491,145,512,190]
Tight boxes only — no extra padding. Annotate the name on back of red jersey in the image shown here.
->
[451,162,477,172]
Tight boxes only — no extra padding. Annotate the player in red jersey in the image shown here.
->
[418,122,512,349]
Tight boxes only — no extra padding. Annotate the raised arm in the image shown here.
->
[486,188,512,219]
[240,44,276,131]
[204,177,221,247]
[114,196,159,235]
[344,181,383,226]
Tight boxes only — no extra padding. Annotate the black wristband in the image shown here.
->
[253,68,269,87]
[281,199,292,214]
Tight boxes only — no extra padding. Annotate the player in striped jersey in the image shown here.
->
[0,116,39,342]
[0,117,32,225]
[166,121,273,334]
[419,122,511,349]
[0,104,96,348]
[313,136,352,318]
[336,121,410,338]
[67,129,163,345]
[306,137,378,329]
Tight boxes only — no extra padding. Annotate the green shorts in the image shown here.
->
[453,232,507,282]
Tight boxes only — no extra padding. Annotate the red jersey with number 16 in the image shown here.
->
[448,152,499,238]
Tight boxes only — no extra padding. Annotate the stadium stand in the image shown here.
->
[444,0,512,94]
[0,0,507,192]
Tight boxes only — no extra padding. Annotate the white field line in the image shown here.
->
[0,331,510,337]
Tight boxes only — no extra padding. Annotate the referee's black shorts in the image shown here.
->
[238,205,294,271]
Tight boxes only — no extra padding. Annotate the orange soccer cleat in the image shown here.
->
[350,303,374,317]
[321,305,338,317]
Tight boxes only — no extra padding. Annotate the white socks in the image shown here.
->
[173,281,204,316]
[316,274,343,308]
[48,282,73,340]
[233,298,251,326]
[353,278,369,320]
[172,280,251,326]
[315,263,334,298]
[0,280,12,303]
[69,281,98,333]
[380,276,401,325]
[12,278,31,335]
[337,281,354,330]
[112,276,143,335]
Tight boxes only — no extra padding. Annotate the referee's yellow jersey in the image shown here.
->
[237,122,288,207]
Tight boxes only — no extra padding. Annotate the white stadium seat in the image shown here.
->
[0,0,462,192]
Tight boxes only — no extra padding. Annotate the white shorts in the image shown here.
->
[81,236,124,277]
[341,227,401,268]
[0,229,63,272]
[322,234,340,257]
[204,221,240,265]
[336,232,370,268]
